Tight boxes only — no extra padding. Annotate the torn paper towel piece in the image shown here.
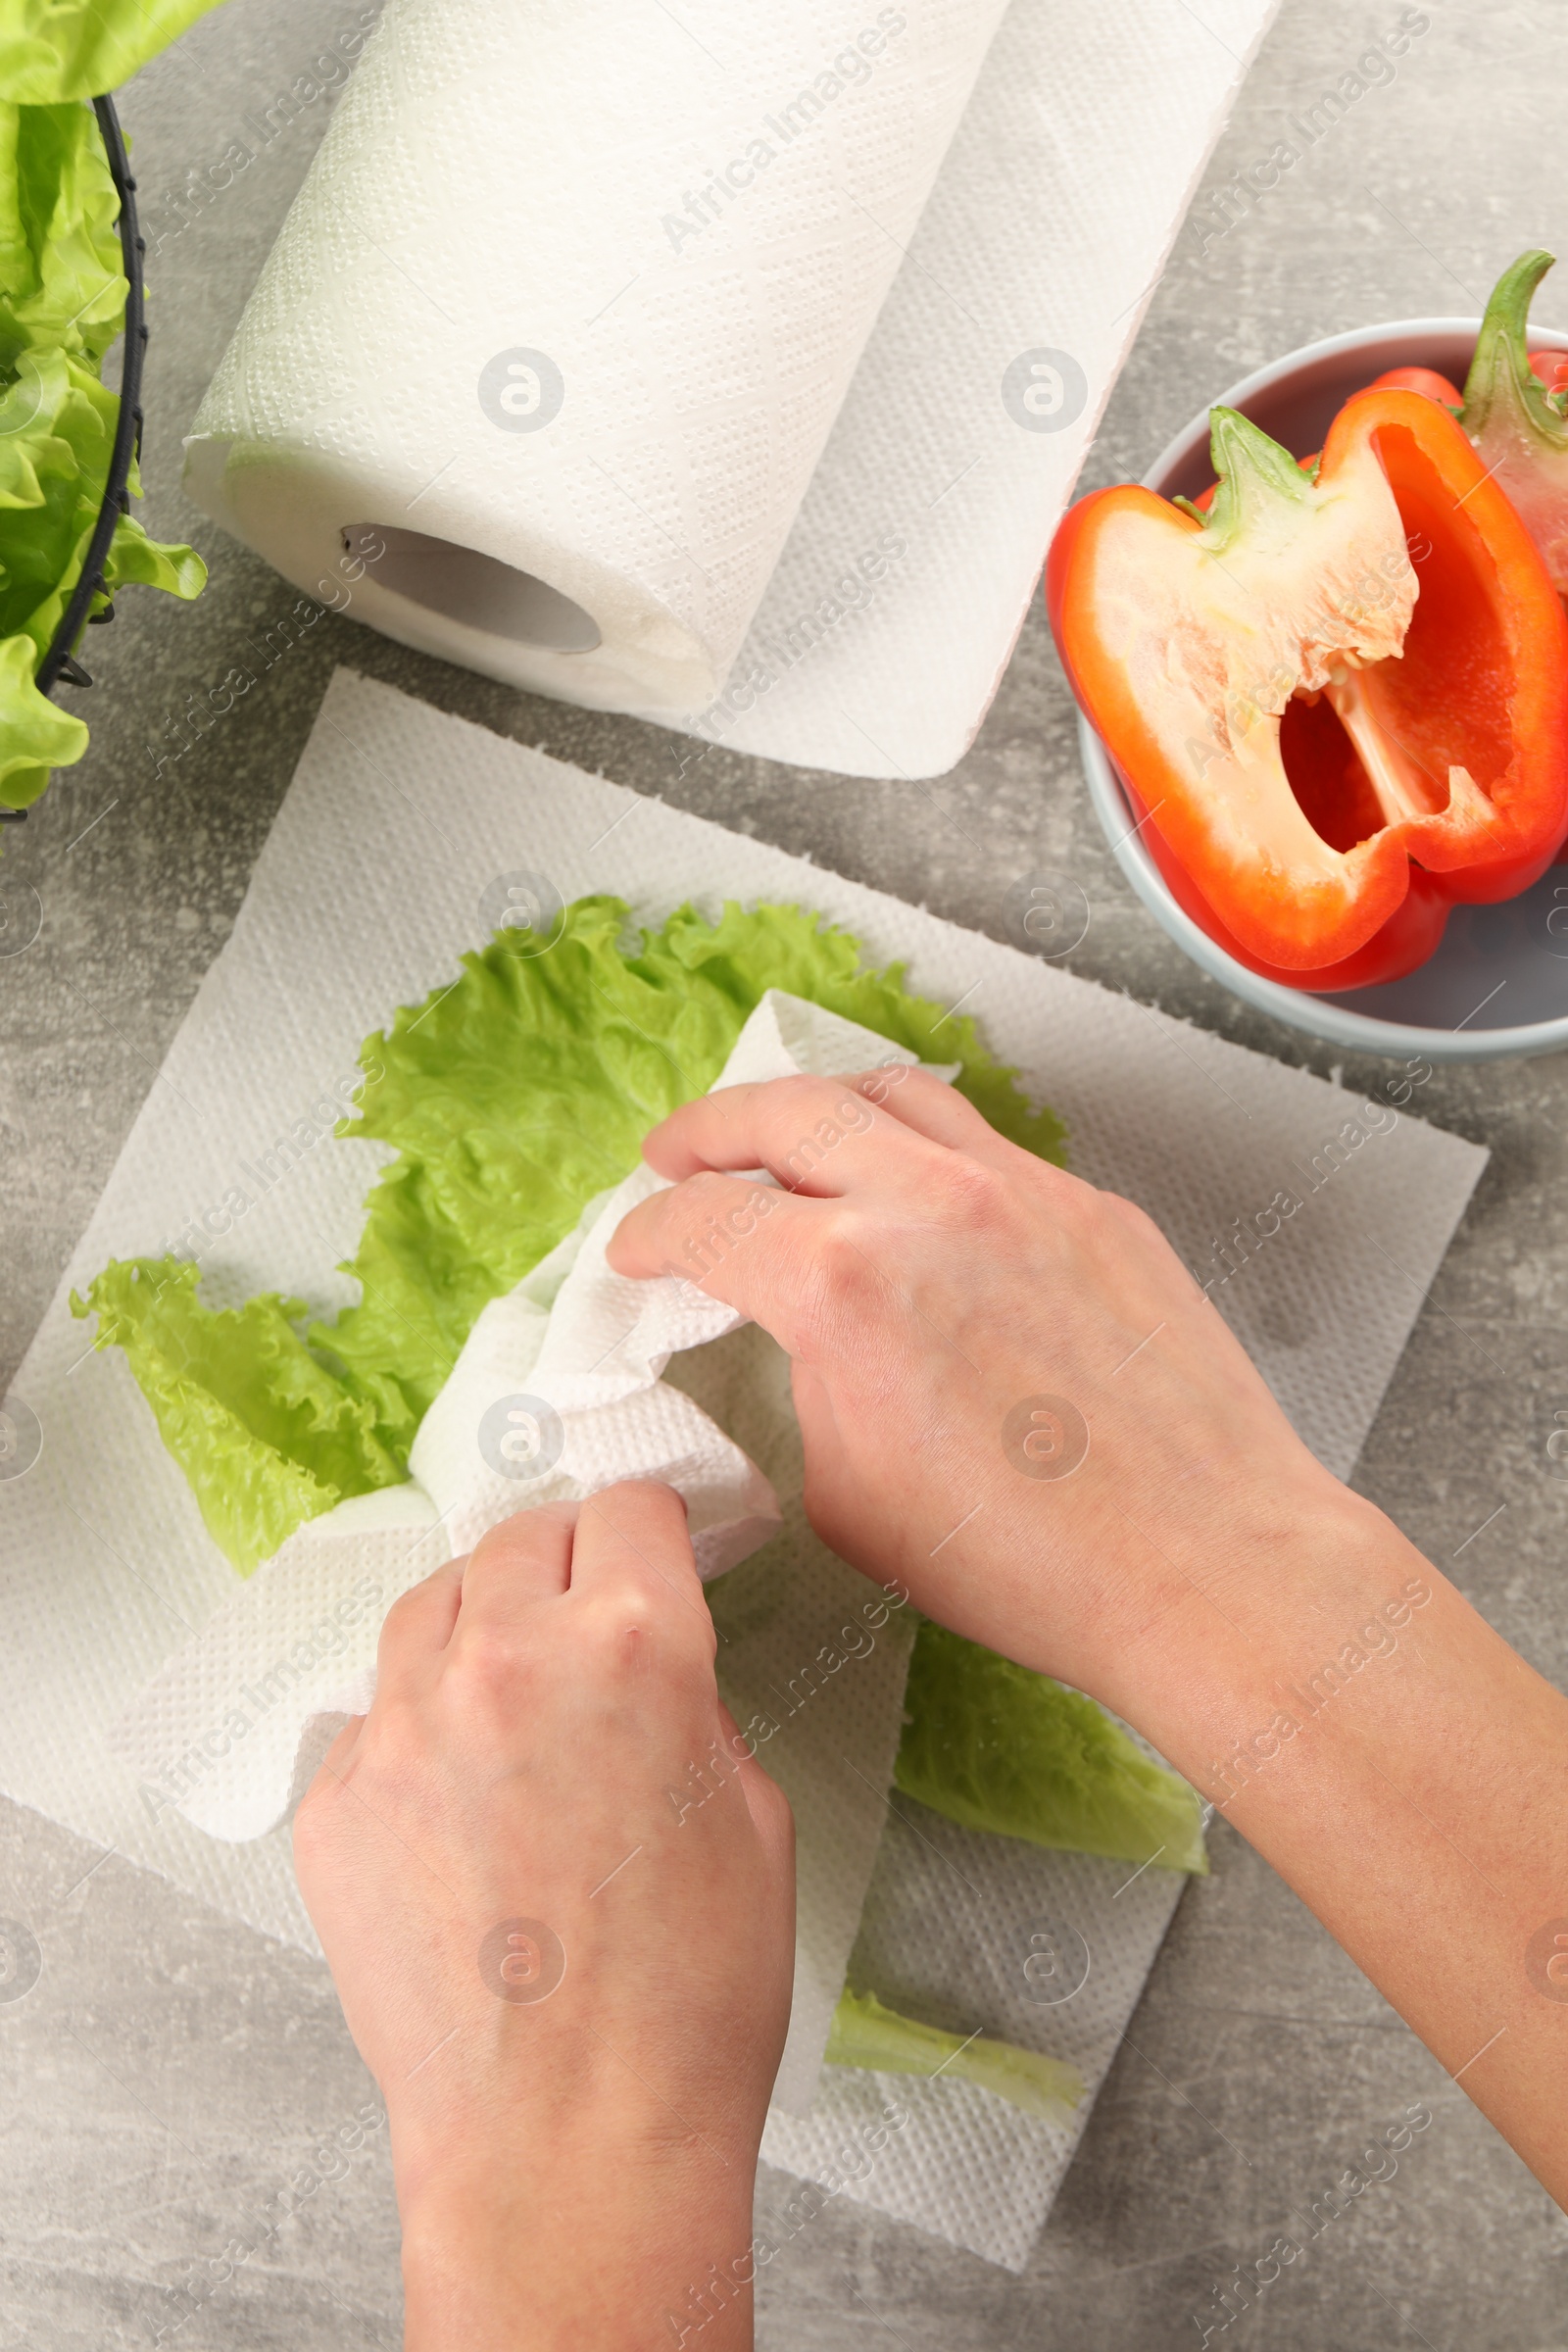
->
[108,989,945,1845]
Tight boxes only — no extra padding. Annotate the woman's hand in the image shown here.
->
[610,1071,1568,2212]
[606,1065,1353,1716]
[293,1481,794,2352]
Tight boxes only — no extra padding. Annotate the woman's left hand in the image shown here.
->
[293,1480,795,2352]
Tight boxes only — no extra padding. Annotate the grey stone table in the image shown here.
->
[4,2,1567,2343]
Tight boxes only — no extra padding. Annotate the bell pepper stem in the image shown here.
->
[1199,406,1318,553]
[1460,249,1568,451]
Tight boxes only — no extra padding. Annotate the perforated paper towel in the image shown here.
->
[0,672,1486,2245]
[761,1805,1197,2270]
[185,0,1279,775]
[104,990,947,1856]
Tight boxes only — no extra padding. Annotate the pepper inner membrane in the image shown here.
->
[1280,420,1511,856]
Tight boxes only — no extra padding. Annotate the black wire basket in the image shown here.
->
[0,93,146,824]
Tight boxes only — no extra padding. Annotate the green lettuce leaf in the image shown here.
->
[69,1257,405,1573]
[0,342,122,636]
[826,1986,1083,2126]
[0,100,123,367]
[894,1620,1207,1873]
[318,895,1067,1455]
[0,622,82,790]
[0,1,228,103]
[75,897,1066,1573]
[0,340,205,807]
[0,99,206,811]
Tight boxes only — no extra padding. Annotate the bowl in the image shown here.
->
[1077,318,1568,1064]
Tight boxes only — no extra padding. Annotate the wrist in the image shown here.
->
[397,2114,758,2352]
[1096,1467,1423,1793]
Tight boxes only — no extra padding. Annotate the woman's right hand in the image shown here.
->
[608,1064,1357,1714]
[611,1067,1568,2216]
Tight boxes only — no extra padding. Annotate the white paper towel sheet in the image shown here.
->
[185,0,1280,776]
[0,672,1486,2257]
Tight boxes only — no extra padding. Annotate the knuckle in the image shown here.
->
[932,1155,1012,1233]
[580,1495,700,1599]
[468,1510,564,1581]
[595,1476,686,1524]
[814,1215,877,1294]
[1049,1168,1118,1245]
[377,1583,428,1648]
[792,1216,883,1359]
[450,1626,545,1710]
[1080,1184,1155,1258]
[584,1575,716,1682]
[576,1589,666,1667]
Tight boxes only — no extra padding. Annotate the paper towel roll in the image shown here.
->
[185,0,1009,714]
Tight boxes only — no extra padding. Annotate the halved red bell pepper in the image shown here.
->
[1048,387,1568,976]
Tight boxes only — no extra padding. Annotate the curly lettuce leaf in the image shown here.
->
[319,896,1067,1452]
[894,1620,1207,1873]
[826,1986,1083,2126]
[0,1,228,103]
[70,1257,405,1573]
[0,100,123,367]
[77,898,1067,1573]
[2,345,122,637]
[0,623,82,789]
[102,504,205,595]
[0,102,206,811]
[0,343,204,806]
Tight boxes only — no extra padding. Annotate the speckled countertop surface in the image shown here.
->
[3,2,1567,2343]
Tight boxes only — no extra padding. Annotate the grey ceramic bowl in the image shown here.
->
[1078,318,1568,1063]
